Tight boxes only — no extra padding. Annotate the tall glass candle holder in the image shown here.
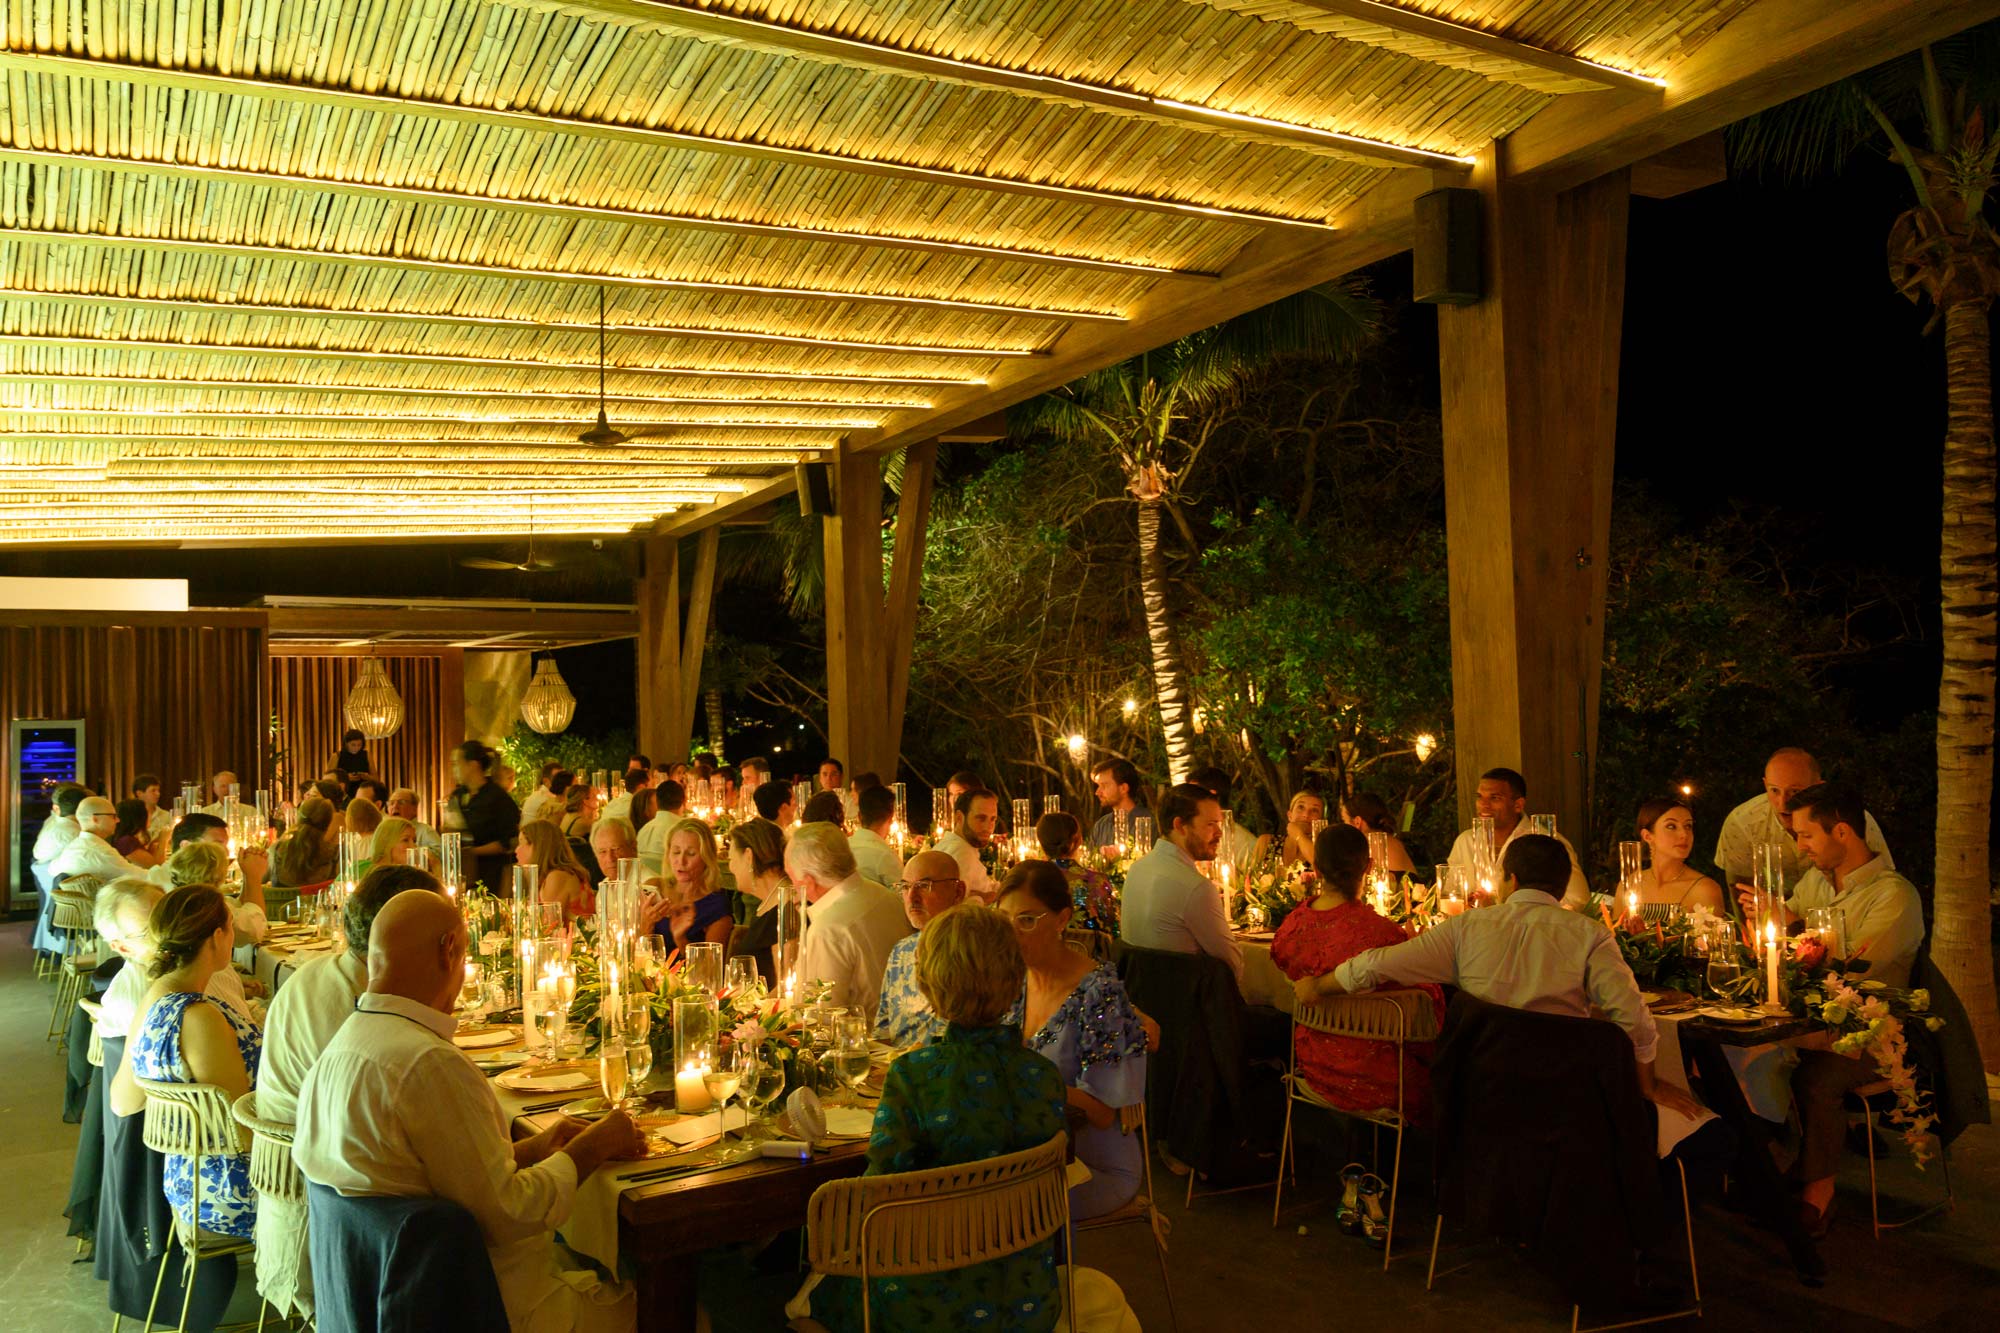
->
[440,832,462,894]
[1043,794,1061,817]
[1113,809,1132,857]
[1012,798,1033,860]
[673,995,720,1113]
[773,880,801,1006]
[890,782,908,850]
[1131,815,1154,858]
[841,790,859,831]
[932,788,951,838]
[1527,813,1557,838]
[1366,830,1389,872]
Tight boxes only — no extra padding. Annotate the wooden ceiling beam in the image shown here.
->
[265,607,640,639]
[0,51,1340,231]
[1268,0,1664,93]
[0,289,1045,360]
[0,147,1200,281]
[0,334,979,388]
[568,0,1466,169]
[0,226,1122,325]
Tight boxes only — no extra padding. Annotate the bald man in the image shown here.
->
[873,850,969,1047]
[1714,747,1892,887]
[48,796,143,882]
[294,893,645,1333]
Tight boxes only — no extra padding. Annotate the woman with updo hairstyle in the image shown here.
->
[1628,796,1725,923]
[273,795,339,887]
[997,860,1149,1221]
[802,901,1069,1333]
[108,885,261,1240]
[1034,810,1118,933]
[726,818,794,985]
[1341,791,1417,874]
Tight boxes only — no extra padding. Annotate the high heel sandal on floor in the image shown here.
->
[1358,1173,1390,1248]
[1336,1163,1367,1236]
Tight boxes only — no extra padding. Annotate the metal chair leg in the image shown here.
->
[142,1236,172,1331]
[1425,1214,1443,1291]
[1381,1121,1404,1272]
[1271,1093,1295,1228]
[1679,1159,1700,1306]
[1865,1107,1882,1240]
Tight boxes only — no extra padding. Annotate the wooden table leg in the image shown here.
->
[633,1252,699,1333]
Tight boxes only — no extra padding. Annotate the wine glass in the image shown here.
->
[622,997,655,1104]
[725,955,763,1000]
[832,1015,872,1100]
[1704,942,1741,1002]
[739,1053,786,1123]
[702,1042,744,1135]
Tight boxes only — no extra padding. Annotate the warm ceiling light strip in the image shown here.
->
[1274,0,1667,93]
[0,146,1196,279]
[0,406,884,429]
[0,290,1047,359]
[0,372,933,410]
[561,0,1474,168]
[0,527,654,544]
[2,434,835,458]
[10,476,754,494]
[0,334,985,387]
[0,52,1345,230]
[0,228,1127,324]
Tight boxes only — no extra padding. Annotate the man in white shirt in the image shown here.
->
[255,864,445,1318]
[1118,784,1242,990]
[519,763,565,826]
[33,783,90,865]
[93,876,253,1035]
[602,769,648,824]
[931,788,998,902]
[50,797,144,884]
[385,789,443,858]
[293,891,644,1333]
[1089,759,1154,853]
[847,785,905,890]
[635,780,686,875]
[787,821,912,1018]
[1307,834,1701,1123]
[751,781,795,827]
[132,773,173,845]
[197,769,240,817]
[1444,768,1590,908]
[1714,747,1892,889]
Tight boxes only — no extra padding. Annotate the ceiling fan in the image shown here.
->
[460,500,570,572]
[579,286,628,446]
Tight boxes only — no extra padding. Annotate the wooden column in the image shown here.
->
[634,528,718,765]
[1438,144,1628,845]
[823,442,938,780]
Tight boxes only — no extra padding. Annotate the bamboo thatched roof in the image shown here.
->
[0,0,1934,544]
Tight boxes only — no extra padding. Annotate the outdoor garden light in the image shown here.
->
[1066,734,1088,761]
[1122,698,1137,715]
[1413,733,1437,763]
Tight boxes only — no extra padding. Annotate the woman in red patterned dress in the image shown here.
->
[1270,824,1443,1124]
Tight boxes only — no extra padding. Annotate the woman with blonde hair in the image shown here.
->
[517,819,594,921]
[164,839,232,892]
[662,818,734,949]
[369,817,417,869]
[273,795,339,887]
[1254,790,1326,868]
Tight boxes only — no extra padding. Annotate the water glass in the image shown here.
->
[1704,943,1741,1000]
[703,1042,744,1129]
[1527,814,1557,838]
[684,941,725,994]
[739,1055,786,1121]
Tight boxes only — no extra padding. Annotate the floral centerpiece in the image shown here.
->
[1238,858,1316,931]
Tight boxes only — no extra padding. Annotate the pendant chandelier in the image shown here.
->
[343,657,405,739]
[520,656,578,734]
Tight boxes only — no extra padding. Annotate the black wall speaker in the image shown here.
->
[796,462,834,517]
[1413,187,1483,306]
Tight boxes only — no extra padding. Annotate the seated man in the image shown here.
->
[34,782,90,866]
[384,789,443,857]
[1444,768,1590,908]
[153,814,271,946]
[788,822,912,1018]
[293,891,645,1333]
[1089,758,1153,854]
[255,864,444,1318]
[1302,835,1703,1129]
[94,875,253,1035]
[848,785,905,890]
[874,851,966,1048]
[752,781,795,828]
[1751,783,1923,1238]
[931,787,998,902]
[1716,747,1893,888]
[1119,783,1242,991]
[50,796,144,884]
[635,780,686,876]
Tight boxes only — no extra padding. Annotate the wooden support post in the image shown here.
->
[636,528,721,766]
[1438,144,1627,848]
[668,527,720,764]
[823,441,939,781]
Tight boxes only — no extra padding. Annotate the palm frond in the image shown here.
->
[1173,277,1383,403]
[1727,81,1877,182]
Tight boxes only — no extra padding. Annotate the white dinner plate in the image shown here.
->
[452,1026,520,1050]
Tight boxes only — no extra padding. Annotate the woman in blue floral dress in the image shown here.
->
[806,903,1068,1333]
[1035,813,1119,934]
[111,884,262,1240]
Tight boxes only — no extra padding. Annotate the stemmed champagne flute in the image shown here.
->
[703,1042,744,1136]
[598,1007,630,1111]
[622,997,655,1109]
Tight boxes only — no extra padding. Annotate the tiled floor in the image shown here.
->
[7,917,1997,1332]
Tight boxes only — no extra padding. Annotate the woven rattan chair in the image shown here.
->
[134,1076,268,1333]
[1273,988,1439,1269]
[79,996,104,1070]
[46,887,101,1046]
[233,1092,313,1320]
[1848,1078,1955,1240]
[789,1131,1075,1333]
[1062,927,1115,963]
[1074,1102,1176,1331]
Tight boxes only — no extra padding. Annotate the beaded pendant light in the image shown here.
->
[520,656,578,734]
[343,657,404,739]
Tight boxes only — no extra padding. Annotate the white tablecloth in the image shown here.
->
[1237,936,1292,1013]
[1655,1009,1799,1124]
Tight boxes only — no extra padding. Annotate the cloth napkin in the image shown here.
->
[821,1107,875,1138]
[658,1107,750,1146]
[498,1070,596,1093]
[1649,1017,1719,1157]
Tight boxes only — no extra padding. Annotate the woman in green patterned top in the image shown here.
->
[807,903,1068,1333]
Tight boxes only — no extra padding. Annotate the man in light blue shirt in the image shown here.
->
[1118,784,1239,990]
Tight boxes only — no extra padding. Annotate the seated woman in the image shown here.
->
[662,819,734,949]
[1270,825,1443,1126]
[802,903,1070,1333]
[998,862,1148,1221]
[1630,796,1726,923]
[109,885,262,1241]
[1253,790,1326,868]
[343,797,382,842]
[1035,812,1118,934]
[272,796,339,888]
[560,784,600,871]
[368,817,417,869]
[1342,792,1417,875]
[111,798,163,868]
[517,820,595,922]
[726,818,794,985]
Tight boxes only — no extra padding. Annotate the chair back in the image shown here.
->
[233,1092,308,1208]
[1063,927,1114,962]
[80,996,105,1068]
[134,1076,241,1162]
[1295,989,1439,1044]
[50,888,97,933]
[307,1183,508,1333]
[804,1131,1071,1280]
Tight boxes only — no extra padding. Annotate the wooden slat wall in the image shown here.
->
[1,612,268,912]
[267,650,463,819]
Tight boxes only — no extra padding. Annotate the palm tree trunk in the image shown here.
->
[1933,298,1999,1071]
[1137,495,1194,785]
[704,687,726,763]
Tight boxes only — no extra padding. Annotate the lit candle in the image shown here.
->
[675,1061,713,1112]
[1764,920,1781,1009]
[1626,891,1638,922]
